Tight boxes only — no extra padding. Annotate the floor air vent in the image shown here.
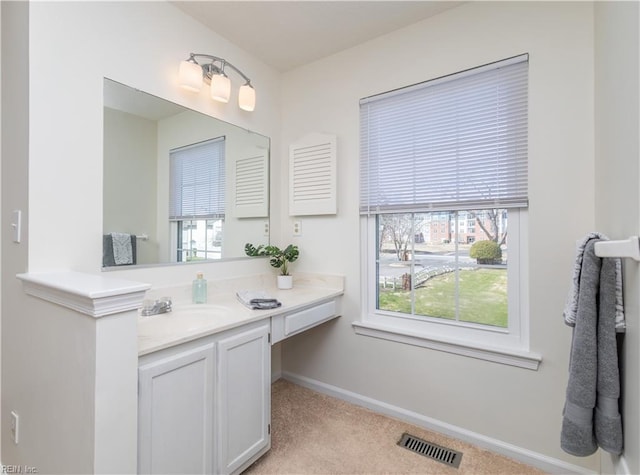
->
[397,432,463,468]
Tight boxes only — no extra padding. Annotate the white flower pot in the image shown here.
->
[277,275,293,290]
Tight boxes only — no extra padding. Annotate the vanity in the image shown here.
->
[16,270,342,475]
[137,273,343,475]
[99,79,334,472]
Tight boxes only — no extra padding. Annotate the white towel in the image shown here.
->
[563,233,625,332]
[111,232,133,265]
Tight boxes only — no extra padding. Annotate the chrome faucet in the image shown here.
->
[140,297,172,316]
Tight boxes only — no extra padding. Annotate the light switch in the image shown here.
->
[11,210,21,243]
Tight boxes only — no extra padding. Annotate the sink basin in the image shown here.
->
[171,304,230,317]
[139,303,234,335]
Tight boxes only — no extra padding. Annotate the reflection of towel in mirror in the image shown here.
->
[103,234,137,267]
[112,232,134,265]
[561,239,623,456]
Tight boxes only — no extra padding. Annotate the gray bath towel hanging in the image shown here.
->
[561,238,623,456]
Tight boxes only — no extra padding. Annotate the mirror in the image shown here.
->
[103,78,269,268]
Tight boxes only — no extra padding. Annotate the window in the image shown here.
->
[356,55,540,369]
[169,137,225,262]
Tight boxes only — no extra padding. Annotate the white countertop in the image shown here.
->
[138,273,344,356]
[17,270,151,317]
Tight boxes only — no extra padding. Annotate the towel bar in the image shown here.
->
[136,234,149,241]
[594,236,640,261]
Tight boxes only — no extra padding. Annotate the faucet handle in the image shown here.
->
[140,299,157,316]
[160,297,172,311]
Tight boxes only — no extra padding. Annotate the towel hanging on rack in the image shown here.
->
[561,239,624,456]
[102,233,137,267]
[563,232,625,332]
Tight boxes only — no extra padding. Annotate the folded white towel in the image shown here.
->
[563,233,625,332]
[111,232,133,265]
[236,290,281,310]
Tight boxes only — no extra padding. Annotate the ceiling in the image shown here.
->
[173,1,463,72]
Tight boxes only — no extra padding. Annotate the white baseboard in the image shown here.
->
[271,370,282,384]
[280,371,597,475]
[614,454,630,475]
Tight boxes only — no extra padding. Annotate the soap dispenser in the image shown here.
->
[192,272,208,304]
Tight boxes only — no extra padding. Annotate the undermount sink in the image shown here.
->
[171,304,231,316]
[139,303,235,335]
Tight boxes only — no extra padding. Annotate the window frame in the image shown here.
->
[355,55,541,370]
[173,218,224,263]
[356,208,539,369]
[168,136,226,262]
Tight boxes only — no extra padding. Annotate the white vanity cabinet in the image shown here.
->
[138,341,216,474]
[216,322,271,474]
[137,321,271,475]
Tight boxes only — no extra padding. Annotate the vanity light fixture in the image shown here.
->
[178,53,256,112]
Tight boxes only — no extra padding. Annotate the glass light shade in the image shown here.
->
[210,74,231,103]
[238,84,256,112]
[178,60,203,92]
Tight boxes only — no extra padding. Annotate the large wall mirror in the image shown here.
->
[103,78,270,269]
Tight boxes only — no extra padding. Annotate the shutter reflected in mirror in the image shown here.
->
[289,133,337,216]
[234,152,268,218]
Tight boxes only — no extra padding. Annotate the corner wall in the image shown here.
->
[1,0,30,466]
[594,3,640,474]
[280,2,598,471]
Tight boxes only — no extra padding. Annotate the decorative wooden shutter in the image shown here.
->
[234,152,269,218]
[289,133,337,216]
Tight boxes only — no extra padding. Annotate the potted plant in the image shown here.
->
[245,243,300,289]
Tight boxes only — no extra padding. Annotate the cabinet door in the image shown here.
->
[216,322,271,474]
[138,343,215,474]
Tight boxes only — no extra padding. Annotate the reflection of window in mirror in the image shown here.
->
[169,136,226,262]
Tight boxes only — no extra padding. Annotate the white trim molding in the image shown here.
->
[353,321,542,370]
[281,371,595,475]
[17,270,150,317]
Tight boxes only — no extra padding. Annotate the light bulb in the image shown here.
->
[239,84,256,112]
[178,60,203,92]
[210,74,231,103]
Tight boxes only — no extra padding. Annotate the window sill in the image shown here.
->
[352,321,542,370]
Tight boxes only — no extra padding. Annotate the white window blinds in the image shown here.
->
[169,137,226,220]
[360,54,528,215]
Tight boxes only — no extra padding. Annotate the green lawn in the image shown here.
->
[379,268,508,327]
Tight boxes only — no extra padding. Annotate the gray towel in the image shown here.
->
[563,232,625,332]
[112,232,134,265]
[561,239,623,456]
[102,234,137,267]
[236,290,281,310]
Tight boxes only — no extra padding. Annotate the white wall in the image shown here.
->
[2,2,283,472]
[27,1,282,275]
[103,108,158,265]
[594,3,640,474]
[1,0,30,468]
[280,2,598,471]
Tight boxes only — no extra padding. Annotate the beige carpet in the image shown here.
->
[245,379,547,475]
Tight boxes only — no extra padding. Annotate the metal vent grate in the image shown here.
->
[397,432,463,468]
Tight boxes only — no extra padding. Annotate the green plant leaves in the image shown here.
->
[245,243,300,275]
